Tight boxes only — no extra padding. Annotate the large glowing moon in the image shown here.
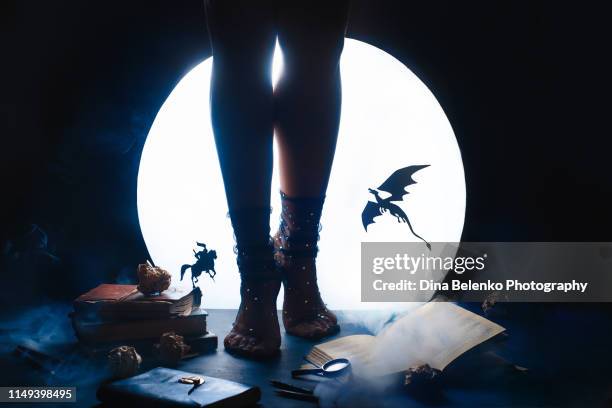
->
[137,39,466,309]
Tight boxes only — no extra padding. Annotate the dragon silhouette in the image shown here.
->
[362,165,431,250]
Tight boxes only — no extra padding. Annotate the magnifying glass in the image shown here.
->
[291,358,351,378]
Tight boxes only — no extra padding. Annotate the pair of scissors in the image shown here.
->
[270,380,317,403]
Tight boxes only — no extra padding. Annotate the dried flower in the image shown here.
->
[137,261,171,295]
[481,291,509,316]
[108,345,142,378]
[404,364,441,386]
[155,331,191,364]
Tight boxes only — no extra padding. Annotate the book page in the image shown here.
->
[310,335,377,370]
[368,302,505,376]
[124,286,191,302]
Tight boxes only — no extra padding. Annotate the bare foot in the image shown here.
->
[224,280,281,358]
[274,237,340,339]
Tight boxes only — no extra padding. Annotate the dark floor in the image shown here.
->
[2,304,612,407]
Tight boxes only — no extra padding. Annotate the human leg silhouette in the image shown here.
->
[273,1,350,339]
[205,0,280,358]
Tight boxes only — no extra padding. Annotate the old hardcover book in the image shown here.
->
[78,332,219,356]
[71,309,207,344]
[97,367,260,407]
[73,284,195,321]
[302,302,505,378]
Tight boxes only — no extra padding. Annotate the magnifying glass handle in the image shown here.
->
[291,368,324,378]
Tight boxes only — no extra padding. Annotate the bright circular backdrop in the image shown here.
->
[137,39,466,309]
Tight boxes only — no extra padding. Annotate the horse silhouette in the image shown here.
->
[180,242,217,288]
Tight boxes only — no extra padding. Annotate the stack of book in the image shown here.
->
[71,284,215,351]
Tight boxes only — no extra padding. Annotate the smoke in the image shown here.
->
[1,305,72,353]
[315,302,521,407]
[115,265,137,285]
[315,376,411,408]
[336,303,423,336]
[1,304,110,386]
[313,304,422,407]
[1,224,62,306]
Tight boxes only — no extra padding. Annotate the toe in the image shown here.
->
[241,338,255,353]
[311,320,327,336]
[238,336,251,350]
[223,332,237,348]
[317,319,332,334]
[228,333,243,349]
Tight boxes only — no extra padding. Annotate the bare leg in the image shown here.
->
[207,0,275,208]
[273,1,350,339]
[206,0,280,358]
[274,2,349,197]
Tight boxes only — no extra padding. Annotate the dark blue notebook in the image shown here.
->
[97,367,260,407]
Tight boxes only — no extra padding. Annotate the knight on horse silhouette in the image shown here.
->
[181,242,217,288]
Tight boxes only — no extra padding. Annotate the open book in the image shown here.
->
[303,302,505,378]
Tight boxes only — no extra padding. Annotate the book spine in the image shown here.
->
[72,315,207,344]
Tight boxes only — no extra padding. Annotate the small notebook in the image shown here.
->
[97,367,260,407]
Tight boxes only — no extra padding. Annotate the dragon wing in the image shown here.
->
[362,201,382,231]
[378,164,429,202]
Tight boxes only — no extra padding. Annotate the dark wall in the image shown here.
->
[1,1,609,305]
[1,0,210,304]
[349,1,610,241]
